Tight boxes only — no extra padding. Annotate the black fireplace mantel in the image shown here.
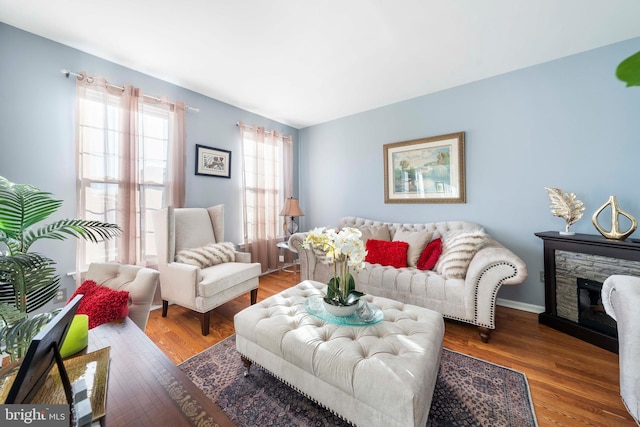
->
[535,231,640,353]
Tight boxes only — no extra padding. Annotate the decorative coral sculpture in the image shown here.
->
[545,187,585,234]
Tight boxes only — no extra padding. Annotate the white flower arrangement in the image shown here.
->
[302,227,367,306]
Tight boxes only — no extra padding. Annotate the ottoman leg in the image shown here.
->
[241,356,252,376]
[250,288,258,305]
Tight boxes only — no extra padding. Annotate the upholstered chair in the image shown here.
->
[152,205,260,335]
[84,262,159,331]
[602,274,640,425]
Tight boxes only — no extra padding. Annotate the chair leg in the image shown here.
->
[200,310,211,336]
[478,327,491,343]
[162,300,169,317]
[250,288,258,305]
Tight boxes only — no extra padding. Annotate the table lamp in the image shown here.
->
[280,196,304,236]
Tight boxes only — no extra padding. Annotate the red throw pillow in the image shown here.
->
[365,239,409,268]
[68,280,130,329]
[417,238,443,271]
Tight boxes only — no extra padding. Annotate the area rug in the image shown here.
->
[179,335,537,427]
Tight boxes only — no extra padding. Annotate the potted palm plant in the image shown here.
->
[0,176,121,361]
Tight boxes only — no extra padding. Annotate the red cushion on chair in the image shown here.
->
[68,280,129,329]
[365,239,409,268]
[416,238,443,270]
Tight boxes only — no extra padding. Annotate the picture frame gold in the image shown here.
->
[383,132,465,204]
[195,144,231,178]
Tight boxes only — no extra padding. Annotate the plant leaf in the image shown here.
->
[344,290,364,306]
[616,50,640,87]
[0,302,28,329]
[0,253,60,313]
[326,277,339,301]
[24,219,122,249]
[0,177,62,240]
[3,311,58,361]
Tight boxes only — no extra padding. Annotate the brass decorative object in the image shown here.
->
[592,195,638,240]
[545,187,585,234]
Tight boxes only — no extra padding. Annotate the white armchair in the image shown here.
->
[152,205,260,335]
[85,262,159,331]
[602,274,640,425]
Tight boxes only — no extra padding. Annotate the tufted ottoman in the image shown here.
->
[233,280,444,427]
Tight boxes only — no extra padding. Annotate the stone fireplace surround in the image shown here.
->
[536,231,640,353]
[555,250,640,324]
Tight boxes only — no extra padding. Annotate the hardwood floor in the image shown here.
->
[145,270,635,426]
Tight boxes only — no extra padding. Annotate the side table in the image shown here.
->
[277,241,299,273]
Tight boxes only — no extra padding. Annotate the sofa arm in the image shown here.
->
[85,263,160,331]
[465,239,528,329]
[289,232,314,280]
[602,275,640,424]
[235,251,252,263]
[289,232,335,283]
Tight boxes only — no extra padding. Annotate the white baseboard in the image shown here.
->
[496,298,545,314]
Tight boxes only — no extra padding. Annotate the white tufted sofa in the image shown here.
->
[234,280,444,427]
[289,216,528,343]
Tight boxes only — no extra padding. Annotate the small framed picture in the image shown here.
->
[383,132,465,203]
[195,144,231,178]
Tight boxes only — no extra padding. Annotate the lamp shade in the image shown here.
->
[280,197,305,217]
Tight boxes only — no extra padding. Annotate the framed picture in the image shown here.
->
[195,144,231,178]
[383,132,465,203]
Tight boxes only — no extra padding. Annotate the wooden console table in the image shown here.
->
[535,231,640,353]
[87,318,234,426]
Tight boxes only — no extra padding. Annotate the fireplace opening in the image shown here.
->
[576,278,617,338]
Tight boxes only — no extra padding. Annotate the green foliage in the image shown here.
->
[0,252,59,313]
[0,176,121,361]
[2,310,59,360]
[325,273,364,306]
[616,50,640,87]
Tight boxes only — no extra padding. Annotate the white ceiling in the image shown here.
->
[2,1,640,129]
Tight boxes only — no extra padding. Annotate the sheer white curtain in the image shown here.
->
[75,73,185,277]
[239,122,293,272]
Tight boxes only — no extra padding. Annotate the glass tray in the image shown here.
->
[304,296,383,326]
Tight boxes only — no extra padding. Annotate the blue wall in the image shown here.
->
[298,37,640,308]
[3,21,640,309]
[0,23,298,309]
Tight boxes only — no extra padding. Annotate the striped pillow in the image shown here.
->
[175,242,236,268]
[435,230,488,279]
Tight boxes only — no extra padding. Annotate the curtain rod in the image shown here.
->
[236,122,290,138]
[61,69,199,112]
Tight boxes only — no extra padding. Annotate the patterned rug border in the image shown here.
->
[180,334,538,427]
[439,347,538,426]
[181,334,236,364]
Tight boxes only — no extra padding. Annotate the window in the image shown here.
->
[242,131,284,241]
[239,123,293,272]
[75,75,185,272]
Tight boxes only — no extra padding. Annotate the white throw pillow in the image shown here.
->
[358,225,391,244]
[175,241,236,268]
[435,230,488,279]
[392,228,433,268]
